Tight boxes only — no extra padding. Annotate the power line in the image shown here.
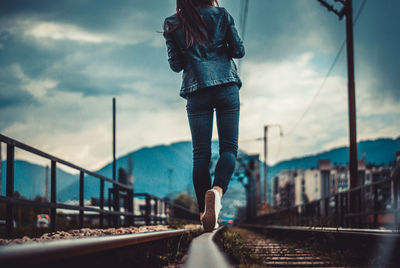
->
[285,0,367,137]
[240,0,250,42]
[286,41,345,136]
[239,0,245,32]
[238,0,250,73]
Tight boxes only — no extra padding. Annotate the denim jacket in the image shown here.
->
[163,6,245,99]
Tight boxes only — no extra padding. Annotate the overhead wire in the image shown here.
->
[277,0,367,167]
[240,0,250,42]
[237,0,367,164]
[238,0,249,73]
[285,0,367,137]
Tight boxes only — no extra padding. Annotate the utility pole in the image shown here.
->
[344,0,359,192]
[45,165,49,201]
[112,98,120,227]
[0,143,2,195]
[263,124,283,209]
[316,0,359,223]
[113,98,116,182]
[263,126,268,206]
[238,0,250,73]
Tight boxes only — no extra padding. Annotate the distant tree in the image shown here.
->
[173,193,197,212]
[13,191,23,199]
[303,193,309,204]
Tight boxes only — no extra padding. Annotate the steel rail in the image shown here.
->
[0,228,193,265]
[185,226,232,268]
[240,224,400,239]
[239,224,400,266]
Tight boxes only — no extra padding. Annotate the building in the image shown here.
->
[273,152,399,209]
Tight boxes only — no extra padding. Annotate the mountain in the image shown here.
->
[1,160,78,200]
[268,137,400,178]
[58,141,245,200]
[58,136,400,214]
[1,136,399,217]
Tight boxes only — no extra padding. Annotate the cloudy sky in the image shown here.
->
[0,0,399,171]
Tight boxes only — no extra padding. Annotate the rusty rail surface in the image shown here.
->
[0,228,194,266]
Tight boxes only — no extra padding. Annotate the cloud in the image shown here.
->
[0,0,172,48]
[28,21,111,43]
[11,64,58,99]
[1,85,188,171]
[0,0,398,170]
[0,64,36,106]
[238,53,345,162]
[238,52,400,164]
[1,17,161,47]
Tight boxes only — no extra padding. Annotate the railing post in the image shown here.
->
[50,160,57,232]
[358,188,362,227]
[79,171,84,229]
[154,198,159,224]
[133,193,136,226]
[127,189,134,226]
[112,186,120,228]
[100,179,104,228]
[164,199,169,224]
[306,204,310,226]
[108,188,112,227]
[325,197,329,220]
[373,184,378,227]
[393,177,398,230]
[6,144,15,239]
[340,193,344,227]
[335,194,339,226]
[345,192,349,227]
[145,195,151,225]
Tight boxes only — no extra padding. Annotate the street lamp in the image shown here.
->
[263,124,283,209]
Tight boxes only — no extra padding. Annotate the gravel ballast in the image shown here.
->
[0,224,200,246]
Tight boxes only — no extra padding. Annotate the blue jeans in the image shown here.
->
[186,82,240,213]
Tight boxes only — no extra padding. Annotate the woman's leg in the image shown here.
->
[213,83,240,195]
[186,91,213,213]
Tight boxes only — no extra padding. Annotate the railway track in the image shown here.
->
[235,224,400,267]
[239,228,343,267]
[5,223,396,267]
[0,226,234,268]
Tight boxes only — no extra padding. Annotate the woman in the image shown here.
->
[163,0,244,231]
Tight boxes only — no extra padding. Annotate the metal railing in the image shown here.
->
[133,193,199,225]
[252,170,400,229]
[0,134,199,238]
[0,134,135,238]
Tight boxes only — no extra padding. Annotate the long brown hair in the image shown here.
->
[164,0,219,48]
